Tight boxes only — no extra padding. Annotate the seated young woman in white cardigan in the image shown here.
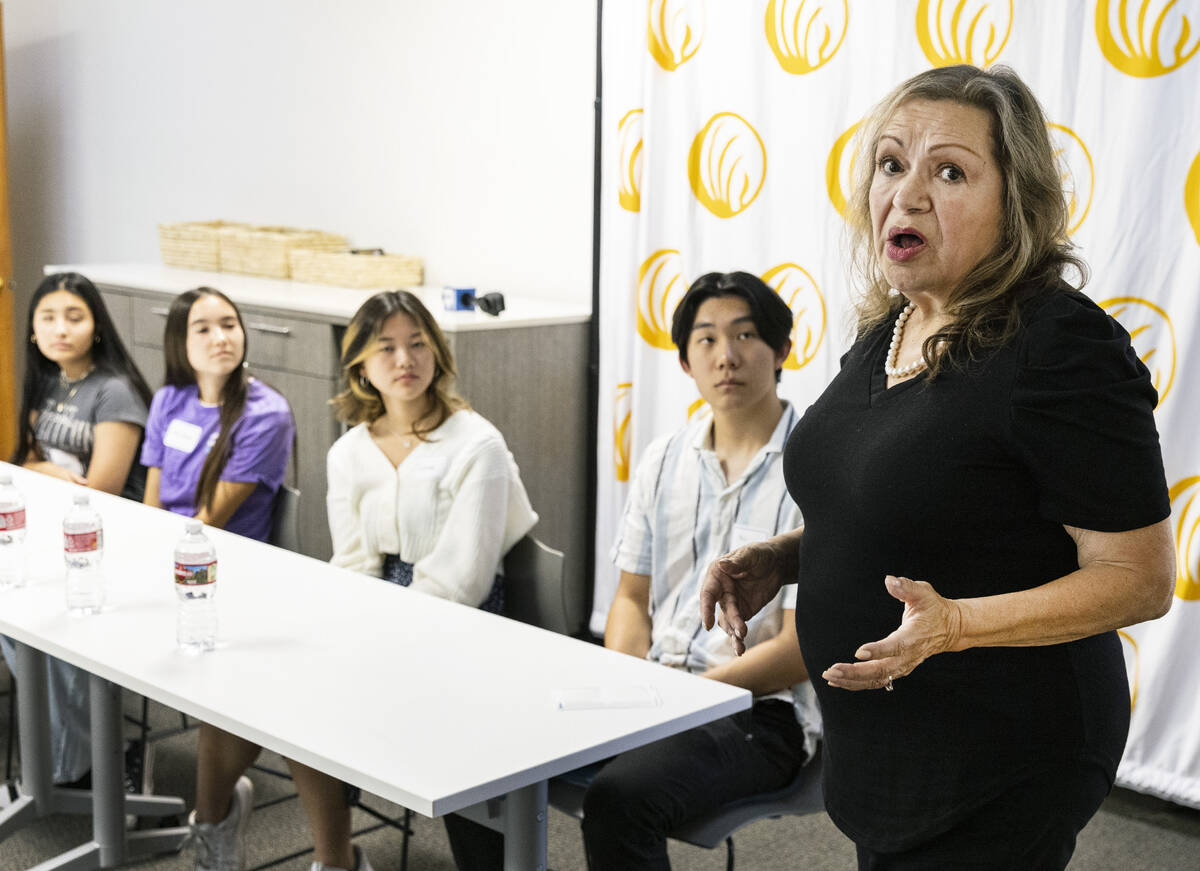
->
[322,289,539,862]
[326,289,537,607]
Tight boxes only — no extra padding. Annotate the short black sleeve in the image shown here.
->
[1009,292,1169,532]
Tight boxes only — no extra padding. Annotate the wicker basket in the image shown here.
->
[218,226,348,279]
[158,221,250,271]
[288,248,424,288]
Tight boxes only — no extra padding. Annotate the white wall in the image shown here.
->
[3,0,597,321]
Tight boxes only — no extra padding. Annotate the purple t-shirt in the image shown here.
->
[140,379,294,542]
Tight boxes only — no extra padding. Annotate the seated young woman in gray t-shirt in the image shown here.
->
[2,271,153,788]
[12,271,153,499]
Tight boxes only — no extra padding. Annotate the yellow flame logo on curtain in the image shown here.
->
[761,263,826,369]
[1096,0,1200,77]
[916,0,1012,68]
[618,110,645,212]
[1098,297,1177,407]
[1187,149,1200,245]
[765,0,849,74]
[648,0,705,70]
[613,382,634,482]
[1118,630,1140,711]
[825,121,861,218]
[637,249,688,349]
[688,113,767,219]
[1047,123,1095,236]
[1169,476,1200,600]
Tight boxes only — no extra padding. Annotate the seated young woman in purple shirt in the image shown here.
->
[139,288,369,871]
[140,287,293,540]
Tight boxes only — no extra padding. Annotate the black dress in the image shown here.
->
[782,286,1169,852]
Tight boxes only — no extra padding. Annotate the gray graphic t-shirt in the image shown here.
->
[33,370,149,499]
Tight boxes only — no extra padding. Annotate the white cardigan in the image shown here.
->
[326,410,538,606]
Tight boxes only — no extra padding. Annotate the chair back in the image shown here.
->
[503,535,569,634]
[269,485,302,553]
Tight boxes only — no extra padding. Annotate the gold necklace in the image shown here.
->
[56,367,94,413]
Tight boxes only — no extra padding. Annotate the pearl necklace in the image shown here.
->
[884,302,928,378]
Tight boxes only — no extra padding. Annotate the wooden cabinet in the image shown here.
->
[90,271,590,633]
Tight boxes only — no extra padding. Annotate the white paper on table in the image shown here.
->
[552,685,662,711]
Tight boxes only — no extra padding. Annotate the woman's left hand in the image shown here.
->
[821,574,965,692]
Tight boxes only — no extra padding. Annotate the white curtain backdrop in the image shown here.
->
[595,0,1200,807]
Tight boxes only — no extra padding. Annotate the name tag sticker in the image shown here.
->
[163,419,203,453]
[730,523,769,552]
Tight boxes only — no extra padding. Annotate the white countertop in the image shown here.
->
[46,263,592,332]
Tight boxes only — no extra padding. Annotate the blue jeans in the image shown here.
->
[381,554,505,614]
[1,635,92,784]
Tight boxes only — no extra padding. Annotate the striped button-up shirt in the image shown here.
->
[611,403,820,742]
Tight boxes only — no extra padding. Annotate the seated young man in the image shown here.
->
[446,271,820,870]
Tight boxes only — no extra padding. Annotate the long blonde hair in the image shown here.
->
[330,290,468,438]
[846,64,1087,376]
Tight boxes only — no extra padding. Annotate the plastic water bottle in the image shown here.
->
[174,519,217,653]
[0,473,27,590]
[63,492,104,614]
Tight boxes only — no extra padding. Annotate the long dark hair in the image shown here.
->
[329,290,467,438]
[162,287,250,514]
[11,272,153,464]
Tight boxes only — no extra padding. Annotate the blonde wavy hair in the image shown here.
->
[846,64,1087,376]
[329,290,468,438]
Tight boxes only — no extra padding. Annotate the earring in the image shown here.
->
[358,374,370,388]
[242,360,249,369]
[94,335,100,344]
[29,335,36,344]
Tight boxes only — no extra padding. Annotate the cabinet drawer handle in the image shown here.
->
[150,307,170,317]
[247,322,292,336]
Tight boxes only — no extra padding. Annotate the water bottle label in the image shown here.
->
[175,560,216,586]
[0,509,26,531]
[64,530,101,553]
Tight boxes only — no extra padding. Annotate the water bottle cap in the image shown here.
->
[72,493,89,505]
[185,519,203,534]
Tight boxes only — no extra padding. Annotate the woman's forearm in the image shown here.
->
[766,526,804,581]
[951,520,1174,651]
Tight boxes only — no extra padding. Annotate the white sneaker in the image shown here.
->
[188,775,254,871]
[310,845,374,871]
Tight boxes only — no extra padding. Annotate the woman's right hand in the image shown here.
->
[700,538,794,655]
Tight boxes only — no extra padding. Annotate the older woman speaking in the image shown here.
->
[701,65,1175,869]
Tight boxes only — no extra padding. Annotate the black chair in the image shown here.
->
[502,535,569,634]
[269,484,301,554]
[3,658,14,782]
[547,745,824,871]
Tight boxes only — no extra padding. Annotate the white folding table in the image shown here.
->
[0,463,750,870]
